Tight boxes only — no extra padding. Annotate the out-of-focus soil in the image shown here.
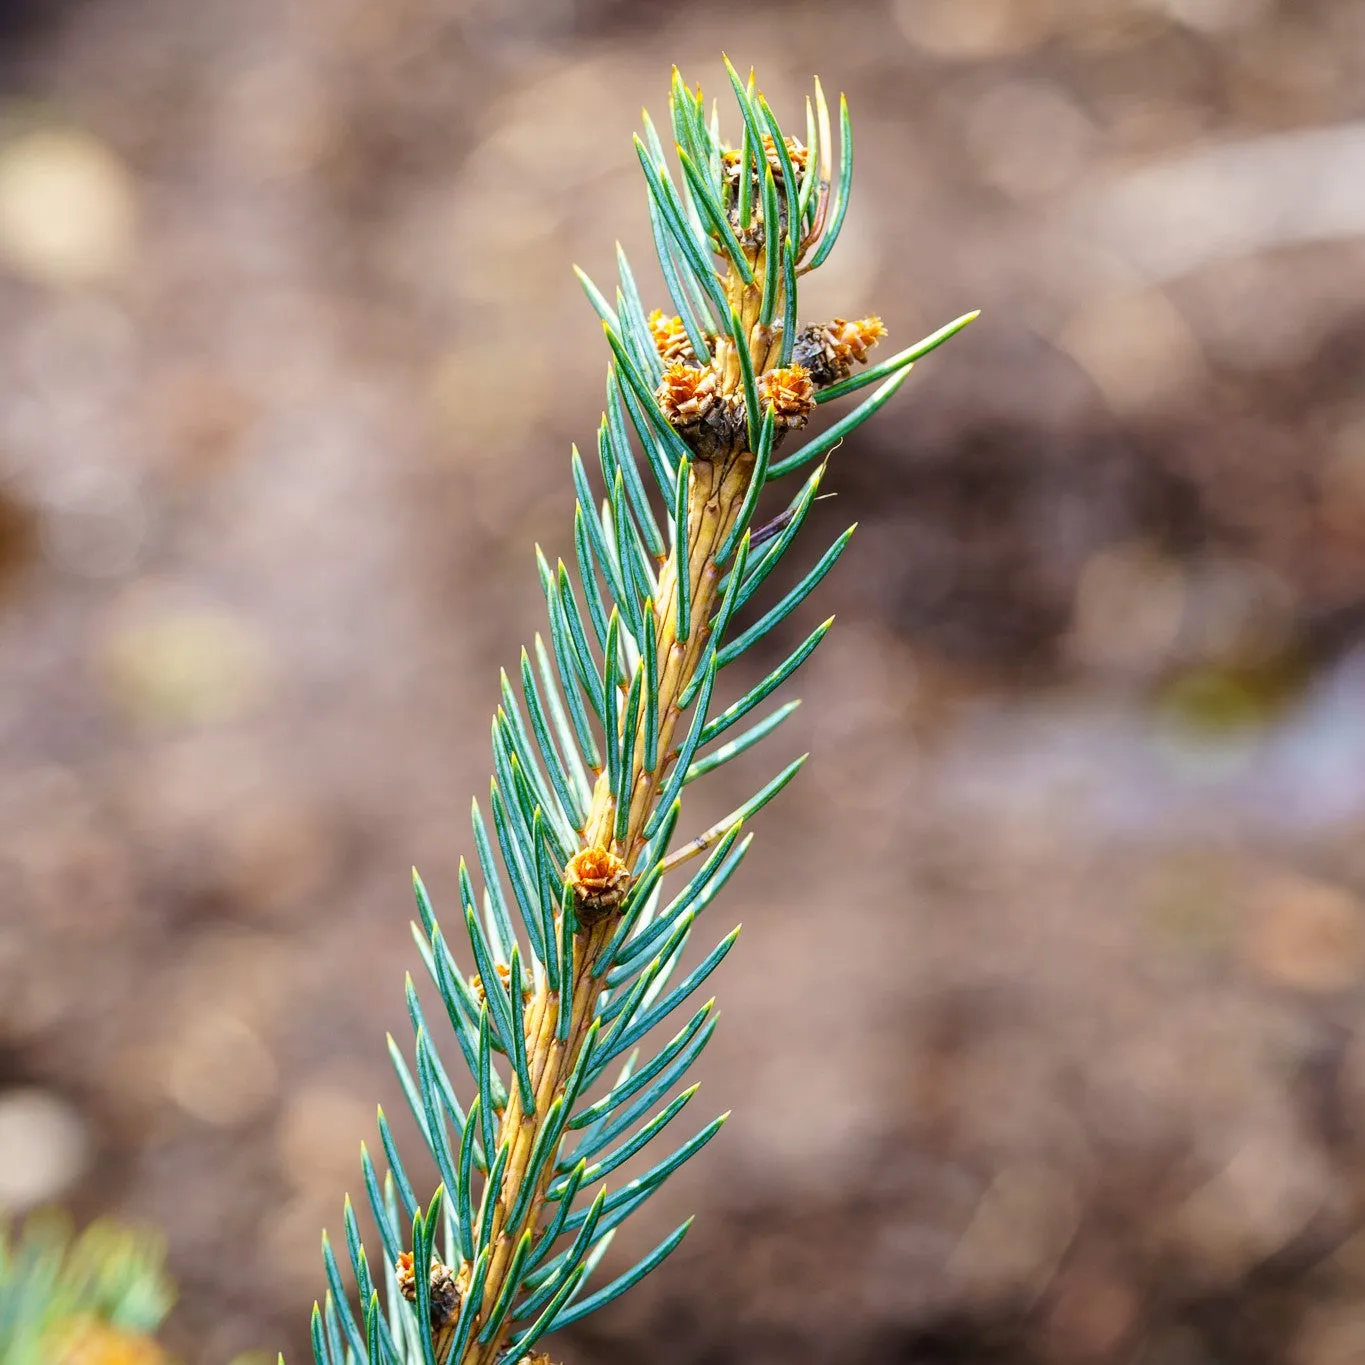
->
[2,1,1365,1362]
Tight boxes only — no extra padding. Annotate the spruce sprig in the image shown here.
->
[0,1216,174,1365]
[303,58,975,1365]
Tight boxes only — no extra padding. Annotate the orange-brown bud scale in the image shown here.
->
[396,1251,465,1328]
[655,362,718,427]
[565,845,630,921]
[721,134,808,182]
[791,315,887,387]
[647,308,696,365]
[831,315,887,365]
[758,364,816,428]
[470,960,531,1005]
[396,1250,416,1300]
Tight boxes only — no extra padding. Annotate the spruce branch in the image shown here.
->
[303,58,975,1365]
[0,1216,174,1365]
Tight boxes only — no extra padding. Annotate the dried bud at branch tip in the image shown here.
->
[722,135,808,181]
[791,316,887,387]
[832,316,887,365]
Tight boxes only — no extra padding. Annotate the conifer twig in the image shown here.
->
[301,58,975,1365]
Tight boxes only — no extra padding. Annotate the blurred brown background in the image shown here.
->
[2,0,1365,1361]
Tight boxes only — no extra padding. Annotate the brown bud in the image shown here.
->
[656,362,719,428]
[791,316,886,387]
[470,960,531,1005]
[428,1261,461,1329]
[396,1252,463,1329]
[565,845,630,921]
[830,315,886,366]
[722,135,808,183]
[647,309,696,365]
[764,133,809,178]
[758,364,816,429]
[721,136,808,247]
[396,1251,416,1302]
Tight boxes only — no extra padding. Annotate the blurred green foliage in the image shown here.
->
[0,1215,173,1365]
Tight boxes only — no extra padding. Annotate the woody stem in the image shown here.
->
[459,400,756,1365]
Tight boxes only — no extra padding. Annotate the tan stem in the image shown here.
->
[410,116,827,1364]
[456,435,756,1365]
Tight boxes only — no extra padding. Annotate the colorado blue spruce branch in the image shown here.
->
[304,58,975,1365]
